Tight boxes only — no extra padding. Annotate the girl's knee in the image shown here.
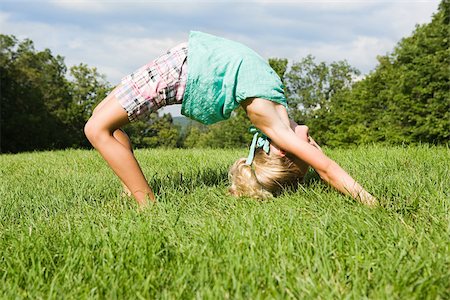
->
[84,118,103,145]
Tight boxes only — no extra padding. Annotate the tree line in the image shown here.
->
[1,1,448,153]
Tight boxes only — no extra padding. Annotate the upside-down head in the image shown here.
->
[228,148,304,200]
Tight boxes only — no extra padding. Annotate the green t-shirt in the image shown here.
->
[182,31,287,125]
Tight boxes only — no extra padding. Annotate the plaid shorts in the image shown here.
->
[115,42,188,121]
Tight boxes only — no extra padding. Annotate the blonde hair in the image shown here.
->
[228,148,305,200]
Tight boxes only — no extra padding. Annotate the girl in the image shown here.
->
[84,31,377,207]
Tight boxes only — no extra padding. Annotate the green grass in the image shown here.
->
[1,145,449,299]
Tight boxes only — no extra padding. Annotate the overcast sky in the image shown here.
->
[1,0,441,115]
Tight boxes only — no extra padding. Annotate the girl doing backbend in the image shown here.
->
[84,31,377,207]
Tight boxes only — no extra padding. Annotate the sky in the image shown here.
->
[1,0,441,116]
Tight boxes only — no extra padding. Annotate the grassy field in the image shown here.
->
[1,145,449,299]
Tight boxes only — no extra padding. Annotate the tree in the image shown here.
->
[0,35,72,152]
[285,55,360,144]
[123,113,179,148]
[327,0,449,145]
[382,0,450,144]
[0,34,115,152]
[182,122,209,148]
[182,108,253,148]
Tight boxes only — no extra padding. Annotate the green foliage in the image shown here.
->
[2,0,448,151]
[124,113,179,148]
[1,146,449,298]
[285,55,360,144]
[182,123,209,148]
[1,35,71,152]
[0,35,112,152]
[182,108,253,148]
[324,1,450,145]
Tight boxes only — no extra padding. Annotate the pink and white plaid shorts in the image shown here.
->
[115,42,188,121]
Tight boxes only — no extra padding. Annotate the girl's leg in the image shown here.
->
[85,93,155,207]
[92,90,134,196]
[112,129,133,196]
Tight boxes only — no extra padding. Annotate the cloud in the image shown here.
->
[0,10,187,83]
[1,0,440,117]
[314,36,395,71]
[49,0,107,12]
[1,0,440,82]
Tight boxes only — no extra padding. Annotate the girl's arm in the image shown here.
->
[276,103,322,151]
[243,98,377,206]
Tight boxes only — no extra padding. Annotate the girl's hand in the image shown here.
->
[357,191,378,207]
